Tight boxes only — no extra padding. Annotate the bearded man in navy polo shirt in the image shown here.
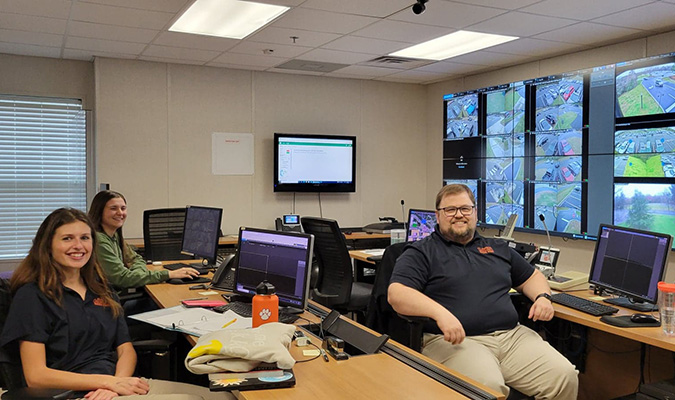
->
[389,184,578,400]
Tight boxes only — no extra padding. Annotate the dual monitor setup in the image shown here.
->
[175,205,315,312]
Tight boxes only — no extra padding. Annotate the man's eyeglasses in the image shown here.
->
[437,205,475,217]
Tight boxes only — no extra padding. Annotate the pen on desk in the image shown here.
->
[222,318,237,329]
[182,297,208,301]
[321,349,329,362]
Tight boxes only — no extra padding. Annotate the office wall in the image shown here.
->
[426,29,675,281]
[94,58,429,237]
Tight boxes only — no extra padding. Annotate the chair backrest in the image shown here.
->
[142,208,190,261]
[0,278,27,390]
[300,217,353,308]
[364,242,423,351]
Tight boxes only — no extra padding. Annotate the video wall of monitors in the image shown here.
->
[443,52,675,248]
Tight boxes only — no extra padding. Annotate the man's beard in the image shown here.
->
[442,221,475,243]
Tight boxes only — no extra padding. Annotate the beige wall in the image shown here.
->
[426,29,675,281]
[94,58,429,238]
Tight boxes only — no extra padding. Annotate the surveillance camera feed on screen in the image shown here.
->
[442,52,675,247]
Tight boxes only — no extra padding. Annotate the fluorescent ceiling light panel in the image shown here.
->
[170,0,290,40]
[390,31,518,61]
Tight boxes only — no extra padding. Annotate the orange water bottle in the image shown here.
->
[252,281,278,328]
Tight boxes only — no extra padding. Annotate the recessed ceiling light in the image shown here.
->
[169,0,290,40]
[390,31,518,61]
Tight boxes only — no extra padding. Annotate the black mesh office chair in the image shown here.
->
[142,208,190,261]
[300,217,373,321]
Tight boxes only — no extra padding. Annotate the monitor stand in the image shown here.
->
[603,297,658,312]
[281,306,304,315]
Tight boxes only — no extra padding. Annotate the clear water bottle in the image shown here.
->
[252,281,278,328]
[657,282,675,336]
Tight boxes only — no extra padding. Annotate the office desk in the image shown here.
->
[550,289,675,399]
[349,249,378,264]
[144,263,503,400]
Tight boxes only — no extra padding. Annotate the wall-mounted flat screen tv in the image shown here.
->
[274,133,356,193]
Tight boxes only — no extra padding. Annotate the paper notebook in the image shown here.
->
[130,305,251,336]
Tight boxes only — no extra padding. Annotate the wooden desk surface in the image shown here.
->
[128,232,389,250]
[144,263,503,400]
[552,289,675,352]
[349,249,378,264]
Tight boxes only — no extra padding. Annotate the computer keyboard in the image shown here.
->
[213,301,300,324]
[163,263,211,275]
[551,292,619,316]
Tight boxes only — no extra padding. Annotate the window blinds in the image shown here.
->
[0,95,87,259]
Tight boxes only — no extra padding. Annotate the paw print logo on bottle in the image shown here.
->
[252,280,278,328]
[259,308,272,321]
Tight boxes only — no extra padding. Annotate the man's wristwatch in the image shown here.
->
[535,292,552,302]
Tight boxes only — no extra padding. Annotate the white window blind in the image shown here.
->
[0,95,87,260]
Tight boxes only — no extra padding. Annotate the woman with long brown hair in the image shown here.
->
[0,208,227,400]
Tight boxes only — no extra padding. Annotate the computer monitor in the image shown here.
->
[233,227,314,313]
[180,206,223,267]
[406,209,437,242]
[589,224,672,312]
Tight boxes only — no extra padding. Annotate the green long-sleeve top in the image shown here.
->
[95,231,169,289]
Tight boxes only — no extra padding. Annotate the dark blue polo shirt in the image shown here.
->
[390,227,535,336]
[0,282,130,375]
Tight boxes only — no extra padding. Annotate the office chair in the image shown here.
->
[300,217,373,321]
[142,208,191,262]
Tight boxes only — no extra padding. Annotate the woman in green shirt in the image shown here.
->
[88,190,199,289]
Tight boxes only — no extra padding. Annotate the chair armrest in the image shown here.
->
[1,387,75,399]
[132,339,174,352]
[396,313,429,353]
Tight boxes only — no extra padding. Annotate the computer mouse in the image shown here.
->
[630,313,658,324]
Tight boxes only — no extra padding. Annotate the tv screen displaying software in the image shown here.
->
[234,227,314,310]
[589,224,672,308]
[181,205,222,264]
[274,133,356,193]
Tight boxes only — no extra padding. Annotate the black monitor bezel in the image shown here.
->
[180,205,223,265]
[589,223,672,305]
[233,226,314,310]
[273,133,356,193]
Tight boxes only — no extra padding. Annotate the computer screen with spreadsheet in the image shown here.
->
[406,209,437,242]
[589,224,672,310]
[234,227,314,312]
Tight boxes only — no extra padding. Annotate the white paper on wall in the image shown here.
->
[212,132,254,175]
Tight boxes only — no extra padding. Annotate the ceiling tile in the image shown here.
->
[0,0,71,19]
[267,67,325,76]
[352,20,453,44]
[0,13,66,35]
[210,52,288,68]
[68,21,159,43]
[469,12,578,37]
[66,36,146,54]
[0,29,63,47]
[253,0,305,6]
[70,1,174,29]
[247,26,341,47]
[271,7,378,34]
[78,0,190,13]
[377,69,450,84]
[229,41,312,58]
[322,35,409,54]
[448,0,542,10]
[139,55,206,65]
[206,61,267,71]
[534,22,644,45]
[592,2,675,31]
[520,0,654,21]
[328,64,398,77]
[487,38,583,57]
[0,41,61,58]
[63,48,137,61]
[448,50,531,66]
[389,1,507,29]
[152,31,239,52]
[142,44,222,61]
[299,0,412,18]
[298,48,376,64]
[416,60,491,75]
